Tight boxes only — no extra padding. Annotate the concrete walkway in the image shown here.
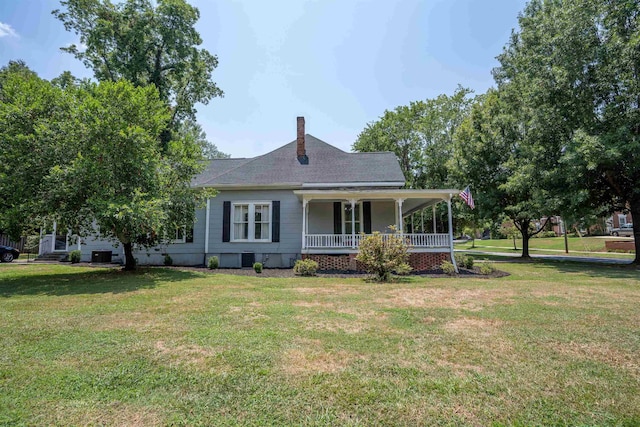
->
[460,249,635,265]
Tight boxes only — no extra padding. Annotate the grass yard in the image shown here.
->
[0,262,639,426]
[456,236,635,259]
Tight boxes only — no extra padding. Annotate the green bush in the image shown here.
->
[480,262,496,275]
[208,256,219,269]
[464,255,474,269]
[454,253,474,270]
[355,227,411,282]
[394,262,412,276]
[293,259,318,276]
[253,262,263,273]
[164,254,173,266]
[441,260,456,275]
[69,250,82,264]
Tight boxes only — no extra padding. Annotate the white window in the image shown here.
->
[618,214,627,227]
[342,202,362,234]
[172,227,186,244]
[232,202,271,242]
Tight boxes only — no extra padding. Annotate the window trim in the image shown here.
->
[341,202,363,235]
[170,227,187,244]
[231,201,272,242]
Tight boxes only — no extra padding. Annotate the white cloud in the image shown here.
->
[0,22,18,38]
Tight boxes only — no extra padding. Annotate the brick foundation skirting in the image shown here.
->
[303,252,451,272]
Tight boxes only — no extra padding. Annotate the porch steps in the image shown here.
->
[35,252,69,262]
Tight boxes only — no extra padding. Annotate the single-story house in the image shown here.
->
[38,117,460,271]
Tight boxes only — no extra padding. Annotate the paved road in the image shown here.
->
[459,249,635,265]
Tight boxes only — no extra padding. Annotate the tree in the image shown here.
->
[453,88,559,257]
[0,62,72,239]
[496,0,640,263]
[177,119,229,160]
[42,80,211,270]
[53,0,223,150]
[353,86,474,189]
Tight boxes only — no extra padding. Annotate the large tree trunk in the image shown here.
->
[123,242,136,271]
[630,198,640,265]
[520,219,531,258]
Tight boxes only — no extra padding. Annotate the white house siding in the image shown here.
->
[71,208,207,265]
[371,201,396,232]
[307,201,333,234]
[306,200,397,234]
[206,189,303,268]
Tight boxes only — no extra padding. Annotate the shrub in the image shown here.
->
[69,250,82,264]
[480,262,496,275]
[463,255,474,269]
[253,262,263,273]
[394,262,412,276]
[208,256,219,269]
[355,227,411,282]
[164,254,173,266]
[441,260,456,275]
[454,253,474,270]
[293,259,318,276]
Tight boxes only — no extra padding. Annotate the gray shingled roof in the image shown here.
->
[193,135,405,188]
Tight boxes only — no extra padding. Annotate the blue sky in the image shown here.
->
[0,0,526,158]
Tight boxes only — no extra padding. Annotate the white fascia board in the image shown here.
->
[301,182,405,189]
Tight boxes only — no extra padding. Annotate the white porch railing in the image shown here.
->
[304,233,449,249]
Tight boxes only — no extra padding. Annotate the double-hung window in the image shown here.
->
[232,202,271,242]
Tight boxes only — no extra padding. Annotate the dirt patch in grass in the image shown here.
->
[155,340,225,369]
[377,288,515,311]
[297,315,367,334]
[281,339,367,375]
[52,402,163,427]
[444,317,503,335]
[550,341,640,373]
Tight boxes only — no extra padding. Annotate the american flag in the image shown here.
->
[459,186,475,209]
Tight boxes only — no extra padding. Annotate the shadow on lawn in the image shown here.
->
[0,267,203,297]
[507,257,640,280]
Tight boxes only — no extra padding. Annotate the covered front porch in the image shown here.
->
[294,189,459,271]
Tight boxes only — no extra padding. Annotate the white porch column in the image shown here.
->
[421,209,424,233]
[432,205,437,233]
[447,195,458,272]
[38,227,43,256]
[301,199,308,250]
[204,198,210,254]
[349,199,357,248]
[395,199,405,233]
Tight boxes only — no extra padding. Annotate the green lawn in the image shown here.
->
[457,236,635,259]
[1,263,639,426]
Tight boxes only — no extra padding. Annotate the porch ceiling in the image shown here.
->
[293,189,459,215]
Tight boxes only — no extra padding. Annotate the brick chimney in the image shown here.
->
[296,116,308,164]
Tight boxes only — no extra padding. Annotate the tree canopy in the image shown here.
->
[353,87,474,189]
[495,0,640,262]
[53,0,223,149]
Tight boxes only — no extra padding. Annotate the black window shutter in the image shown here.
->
[333,202,342,234]
[363,201,372,234]
[272,201,280,242]
[186,226,194,243]
[222,201,231,242]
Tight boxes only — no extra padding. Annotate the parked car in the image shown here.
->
[610,223,634,237]
[0,245,20,262]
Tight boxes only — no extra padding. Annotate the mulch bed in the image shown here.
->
[171,266,509,279]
